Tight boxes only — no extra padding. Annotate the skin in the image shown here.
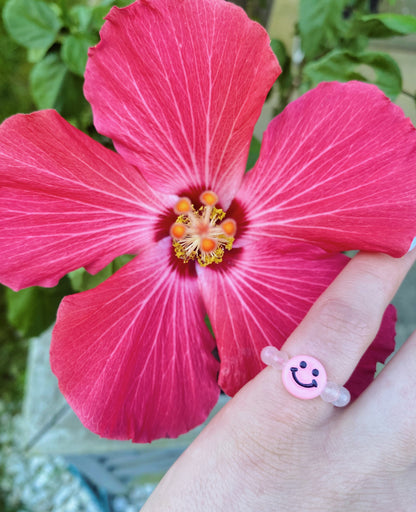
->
[142,250,416,512]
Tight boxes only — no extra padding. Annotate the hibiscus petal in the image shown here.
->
[51,239,219,442]
[0,110,167,291]
[197,241,396,397]
[84,0,280,208]
[197,240,349,395]
[235,81,416,256]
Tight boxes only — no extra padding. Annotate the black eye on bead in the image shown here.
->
[300,361,307,368]
[312,369,319,377]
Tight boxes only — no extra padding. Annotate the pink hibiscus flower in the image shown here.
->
[1,0,416,443]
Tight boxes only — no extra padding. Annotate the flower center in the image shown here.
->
[170,190,237,266]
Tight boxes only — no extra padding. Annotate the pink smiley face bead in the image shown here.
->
[282,355,327,400]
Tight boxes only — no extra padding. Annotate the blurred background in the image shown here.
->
[0,0,415,510]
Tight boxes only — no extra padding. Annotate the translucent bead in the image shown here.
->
[320,381,341,403]
[332,387,351,407]
[320,382,351,407]
[260,346,289,370]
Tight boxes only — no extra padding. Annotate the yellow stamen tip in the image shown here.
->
[221,218,237,237]
[200,190,218,206]
[174,197,192,214]
[170,223,187,239]
[200,237,217,253]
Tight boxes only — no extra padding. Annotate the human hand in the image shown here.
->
[142,250,416,512]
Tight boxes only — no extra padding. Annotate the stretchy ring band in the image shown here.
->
[261,346,351,407]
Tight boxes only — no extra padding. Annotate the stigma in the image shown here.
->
[170,190,237,266]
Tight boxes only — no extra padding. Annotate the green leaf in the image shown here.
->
[246,136,261,172]
[68,254,135,292]
[114,0,136,6]
[298,0,349,60]
[91,0,132,29]
[359,52,403,99]
[69,5,93,33]
[303,49,402,100]
[61,34,96,76]
[29,52,88,117]
[5,277,72,338]
[27,46,49,64]
[270,39,288,69]
[29,52,67,109]
[271,39,293,113]
[91,5,110,30]
[3,0,62,50]
[204,315,215,339]
[58,72,89,119]
[354,13,416,38]
[98,0,116,5]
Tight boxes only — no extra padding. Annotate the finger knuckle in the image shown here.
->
[316,298,376,346]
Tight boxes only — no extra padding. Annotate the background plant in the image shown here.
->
[271,0,416,114]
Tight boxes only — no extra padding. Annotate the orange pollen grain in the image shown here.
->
[221,219,237,237]
[200,237,217,253]
[170,223,187,239]
[175,197,191,214]
[200,190,218,206]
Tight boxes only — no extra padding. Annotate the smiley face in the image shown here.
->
[281,355,327,399]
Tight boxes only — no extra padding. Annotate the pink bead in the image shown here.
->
[281,355,327,400]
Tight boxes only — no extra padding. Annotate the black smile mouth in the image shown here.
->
[290,367,318,388]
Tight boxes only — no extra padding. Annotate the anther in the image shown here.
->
[174,197,192,215]
[221,218,237,237]
[200,190,218,207]
[200,237,217,253]
[170,223,187,239]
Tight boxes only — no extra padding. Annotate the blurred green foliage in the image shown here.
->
[0,0,33,121]
[5,278,73,339]
[272,0,416,114]
[1,0,132,129]
[0,288,26,408]
[232,0,273,24]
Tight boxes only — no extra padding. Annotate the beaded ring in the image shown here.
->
[261,346,351,407]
